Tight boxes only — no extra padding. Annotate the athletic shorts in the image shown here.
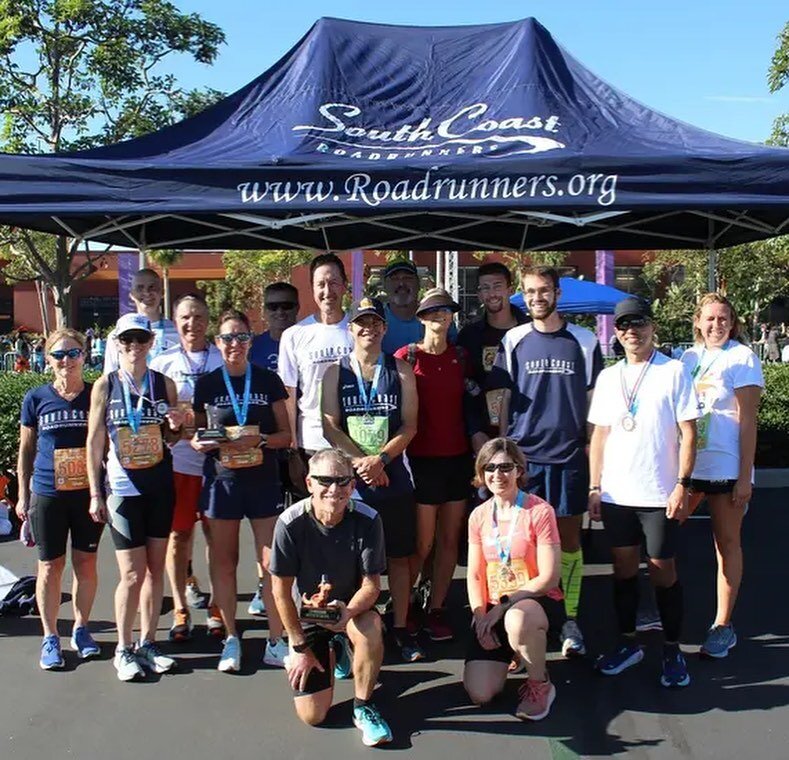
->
[28,491,104,562]
[363,491,416,559]
[526,450,588,518]
[464,597,566,664]
[201,478,284,521]
[690,478,737,495]
[600,502,679,560]
[171,472,204,533]
[290,627,335,697]
[107,489,174,551]
[409,454,473,505]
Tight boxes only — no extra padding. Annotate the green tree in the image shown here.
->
[147,248,183,319]
[767,19,789,146]
[0,0,225,328]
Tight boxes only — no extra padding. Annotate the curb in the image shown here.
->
[755,469,789,489]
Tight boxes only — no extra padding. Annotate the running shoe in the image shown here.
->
[135,640,177,674]
[700,624,737,659]
[515,678,556,721]
[394,630,426,663]
[218,635,241,673]
[263,637,288,668]
[40,634,65,670]
[560,619,586,657]
[635,609,664,632]
[185,575,206,609]
[353,704,393,747]
[247,588,266,617]
[70,626,101,659]
[206,605,225,638]
[169,608,193,642]
[595,642,644,676]
[333,634,353,679]
[114,645,144,682]
[660,649,691,688]
[425,608,453,642]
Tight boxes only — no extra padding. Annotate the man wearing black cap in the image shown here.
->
[587,296,699,688]
[321,297,423,662]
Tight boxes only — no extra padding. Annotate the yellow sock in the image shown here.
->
[561,549,583,619]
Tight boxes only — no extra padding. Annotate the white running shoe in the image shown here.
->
[263,637,289,668]
[114,646,145,682]
[135,640,177,674]
[561,619,586,657]
[218,635,241,673]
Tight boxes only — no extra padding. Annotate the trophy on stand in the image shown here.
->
[299,575,341,623]
[196,403,228,442]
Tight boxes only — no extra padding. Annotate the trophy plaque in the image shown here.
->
[196,403,227,442]
[300,575,341,623]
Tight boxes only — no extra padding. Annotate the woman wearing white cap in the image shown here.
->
[87,313,185,681]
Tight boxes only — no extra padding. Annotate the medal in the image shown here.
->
[362,413,374,425]
[619,351,655,432]
[156,401,169,416]
[120,370,151,435]
[621,413,636,432]
[221,363,252,427]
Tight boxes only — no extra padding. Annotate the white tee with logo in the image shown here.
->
[588,352,700,507]
[278,314,354,450]
[680,341,764,481]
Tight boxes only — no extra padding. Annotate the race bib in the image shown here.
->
[178,401,196,440]
[482,345,499,373]
[53,447,88,491]
[117,425,163,470]
[697,413,711,450]
[486,558,529,603]
[485,389,505,427]
[220,425,263,469]
[347,415,389,456]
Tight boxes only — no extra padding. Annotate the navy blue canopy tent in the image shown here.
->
[0,17,787,252]
[511,278,630,314]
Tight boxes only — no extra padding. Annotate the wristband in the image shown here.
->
[677,477,692,488]
[291,641,310,654]
[588,485,601,493]
[90,492,102,499]
[379,452,391,467]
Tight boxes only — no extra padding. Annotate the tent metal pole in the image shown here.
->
[139,224,147,269]
[707,219,717,292]
[436,250,443,287]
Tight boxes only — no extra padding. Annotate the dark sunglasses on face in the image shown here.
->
[217,332,252,344]
[616,317,649,330]
[117,331,151,345]
[421,306,452,316]
[49,348,84,360]
[310,474,354,487]
[483,462,518,474]
[266,302,297,312]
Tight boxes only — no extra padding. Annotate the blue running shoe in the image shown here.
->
[40,635,65,670]
[70,626,101,659]
[247,589,266,617]
[333,634,353,679]
[353,704,393,747]
[660,649,691,688]
[700,624,737,659]
[596,642,644,676]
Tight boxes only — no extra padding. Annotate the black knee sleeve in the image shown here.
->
[655,581,683,643]
[613,575,639,635]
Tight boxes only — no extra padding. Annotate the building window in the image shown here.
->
[78,296,119,331]
[614,266,649,297]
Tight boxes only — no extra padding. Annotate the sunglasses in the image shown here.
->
[483,462,518,474]
[310,474,354,487]
[217,332,252,344]
[49,348,83,360]
[265,302,297,312]
[117,331,152,345]
[421,306,452,316]
[616,317,650,330]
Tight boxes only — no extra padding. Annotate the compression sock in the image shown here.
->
[187,561,194,578]
[613,575,639,635]
[561,549,583,619]
[655,581,684,643]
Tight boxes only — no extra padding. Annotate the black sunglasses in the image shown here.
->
[483,462,518,474]
[217,332,252,344]
[117,331,152,345]
[310,474,354,487]
[49,348,83,360]
[266,302,297,312]
[616,317,650,330]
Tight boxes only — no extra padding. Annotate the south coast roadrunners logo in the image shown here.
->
[292,102,566,161]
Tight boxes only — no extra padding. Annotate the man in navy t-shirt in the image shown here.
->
[490,266,603,660]
[250,282,300,372]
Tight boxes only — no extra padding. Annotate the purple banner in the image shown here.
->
[117,252,137,317]
[596,250,615,356]
[351,250,364,301]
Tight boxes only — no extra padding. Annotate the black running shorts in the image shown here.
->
[600,502,679,560]
[28,491,104,562]
[107,489,174,551]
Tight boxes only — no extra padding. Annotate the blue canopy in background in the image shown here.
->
[510,277,630,314]
[0,17,786,252]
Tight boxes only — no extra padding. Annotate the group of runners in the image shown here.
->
[15,257,763,747]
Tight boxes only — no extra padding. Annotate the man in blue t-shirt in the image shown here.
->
[250,282,300,372]
[490,266,603,660]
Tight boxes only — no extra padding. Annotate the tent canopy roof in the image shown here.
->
[0,16,787,251]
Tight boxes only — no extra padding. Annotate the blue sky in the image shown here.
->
[167,1,788,144]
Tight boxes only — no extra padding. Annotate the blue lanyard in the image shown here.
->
[121,370,150,435]
[180,347,210,389]
[350,355,383,416]
[691,341,729,382]
[491,490,525,566]
[619,350,655,416]
[221,363,251,427]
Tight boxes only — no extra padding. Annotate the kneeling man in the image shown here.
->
[271,448,391,747]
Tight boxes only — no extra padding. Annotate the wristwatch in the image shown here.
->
[677,477,692,488]
[291,641,310,654]
[379,452,391,467]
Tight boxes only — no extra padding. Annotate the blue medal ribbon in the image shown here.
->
[619,350,656,417]
[491,490,525,566]
[221,362,251,426]
[120,370,151,435]
[350,355,383,419]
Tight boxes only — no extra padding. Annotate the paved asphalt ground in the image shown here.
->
[1,490,788,760]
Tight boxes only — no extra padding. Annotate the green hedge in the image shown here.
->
[0,366,787,469]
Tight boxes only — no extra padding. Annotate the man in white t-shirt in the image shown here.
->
[278,253,354,496]
[587,297,700,689]
[151,294,224,640]
[104,268,179,373]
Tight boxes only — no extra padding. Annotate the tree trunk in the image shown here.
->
[51,284,71,329]
[163,266,171,319]
[34,280,51,335]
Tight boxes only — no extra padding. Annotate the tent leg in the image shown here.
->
[707,249,717,292]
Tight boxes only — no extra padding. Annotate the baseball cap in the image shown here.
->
[614,296,653,326]
[383,259,418,278]
[115,313,153,336]
[349,297,386,323]
[415,287,461,316]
